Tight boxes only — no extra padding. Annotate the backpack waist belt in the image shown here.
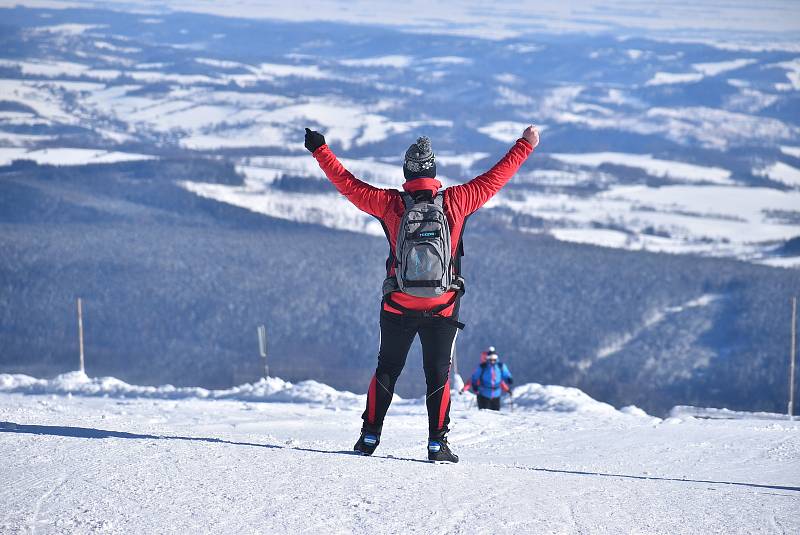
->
[381,276,466,330]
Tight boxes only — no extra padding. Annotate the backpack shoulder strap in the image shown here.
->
[400,192,415,211]
[439,188,466,274]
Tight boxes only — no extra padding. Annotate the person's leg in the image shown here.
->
[419,317,458,439]
[477,395,490,410]
[488,396,501,411]
[361,310,417,434]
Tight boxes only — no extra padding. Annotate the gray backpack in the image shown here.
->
[395,192,453,297]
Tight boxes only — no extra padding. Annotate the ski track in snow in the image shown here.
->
[0,377,798,534]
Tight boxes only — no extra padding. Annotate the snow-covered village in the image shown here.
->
[1,1,799,533]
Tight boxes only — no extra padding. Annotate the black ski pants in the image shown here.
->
[477,395,501,411]
[362,309,457,439]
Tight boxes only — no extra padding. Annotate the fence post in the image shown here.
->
[77,298,85,374]
[258,324,268,380]
[789,297,797,419]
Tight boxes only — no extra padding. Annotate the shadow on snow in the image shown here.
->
[2,421,796,488]
[0,421,429,463]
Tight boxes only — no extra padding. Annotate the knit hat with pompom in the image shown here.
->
[403,136,436,180]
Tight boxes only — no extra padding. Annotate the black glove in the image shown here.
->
[304,128,326,153]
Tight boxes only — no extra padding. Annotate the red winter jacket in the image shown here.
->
[312,138,534,316]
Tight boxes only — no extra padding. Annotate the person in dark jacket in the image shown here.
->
[464,347,513,410]
[305,125,539,462]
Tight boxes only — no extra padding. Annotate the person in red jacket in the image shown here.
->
[305,125,539,462]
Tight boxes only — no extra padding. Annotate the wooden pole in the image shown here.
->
[258,324,268,379]
[77,298,85,374]
[789,297,797,419]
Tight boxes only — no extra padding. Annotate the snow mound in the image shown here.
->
[0,372,362,405]
[0,372,647,416]
[510,383,619,414]
[223,378,363,405]
[619,405,650,417]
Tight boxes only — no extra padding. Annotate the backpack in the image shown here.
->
[394,192,453,298]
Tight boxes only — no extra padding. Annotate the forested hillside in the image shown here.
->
[2,158,797,414]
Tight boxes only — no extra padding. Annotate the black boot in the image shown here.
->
[353,428,380,456]
[427,436,458,463]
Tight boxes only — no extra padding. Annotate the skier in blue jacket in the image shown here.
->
[464,347,512,410]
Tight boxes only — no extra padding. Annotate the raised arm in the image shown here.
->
[446,125,539,216]
[305,128,395,218]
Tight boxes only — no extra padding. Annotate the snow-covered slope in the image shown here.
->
[1,374,798,533]
[36,0,800,42]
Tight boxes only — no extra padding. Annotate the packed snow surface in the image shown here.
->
[1,373,798,534]
[670,406,796,421]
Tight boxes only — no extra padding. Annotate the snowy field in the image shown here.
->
[1,373,798,534]
[1,5,799,266]
[22,0,800,41]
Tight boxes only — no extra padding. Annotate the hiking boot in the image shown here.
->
[353,430,380,456]
[427,436,459,463]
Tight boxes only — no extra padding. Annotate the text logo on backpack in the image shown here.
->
[395,192,453,297]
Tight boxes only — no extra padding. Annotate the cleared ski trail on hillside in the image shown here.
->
[1,392,798,534]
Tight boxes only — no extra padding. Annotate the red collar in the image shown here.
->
[402,177,442,195]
